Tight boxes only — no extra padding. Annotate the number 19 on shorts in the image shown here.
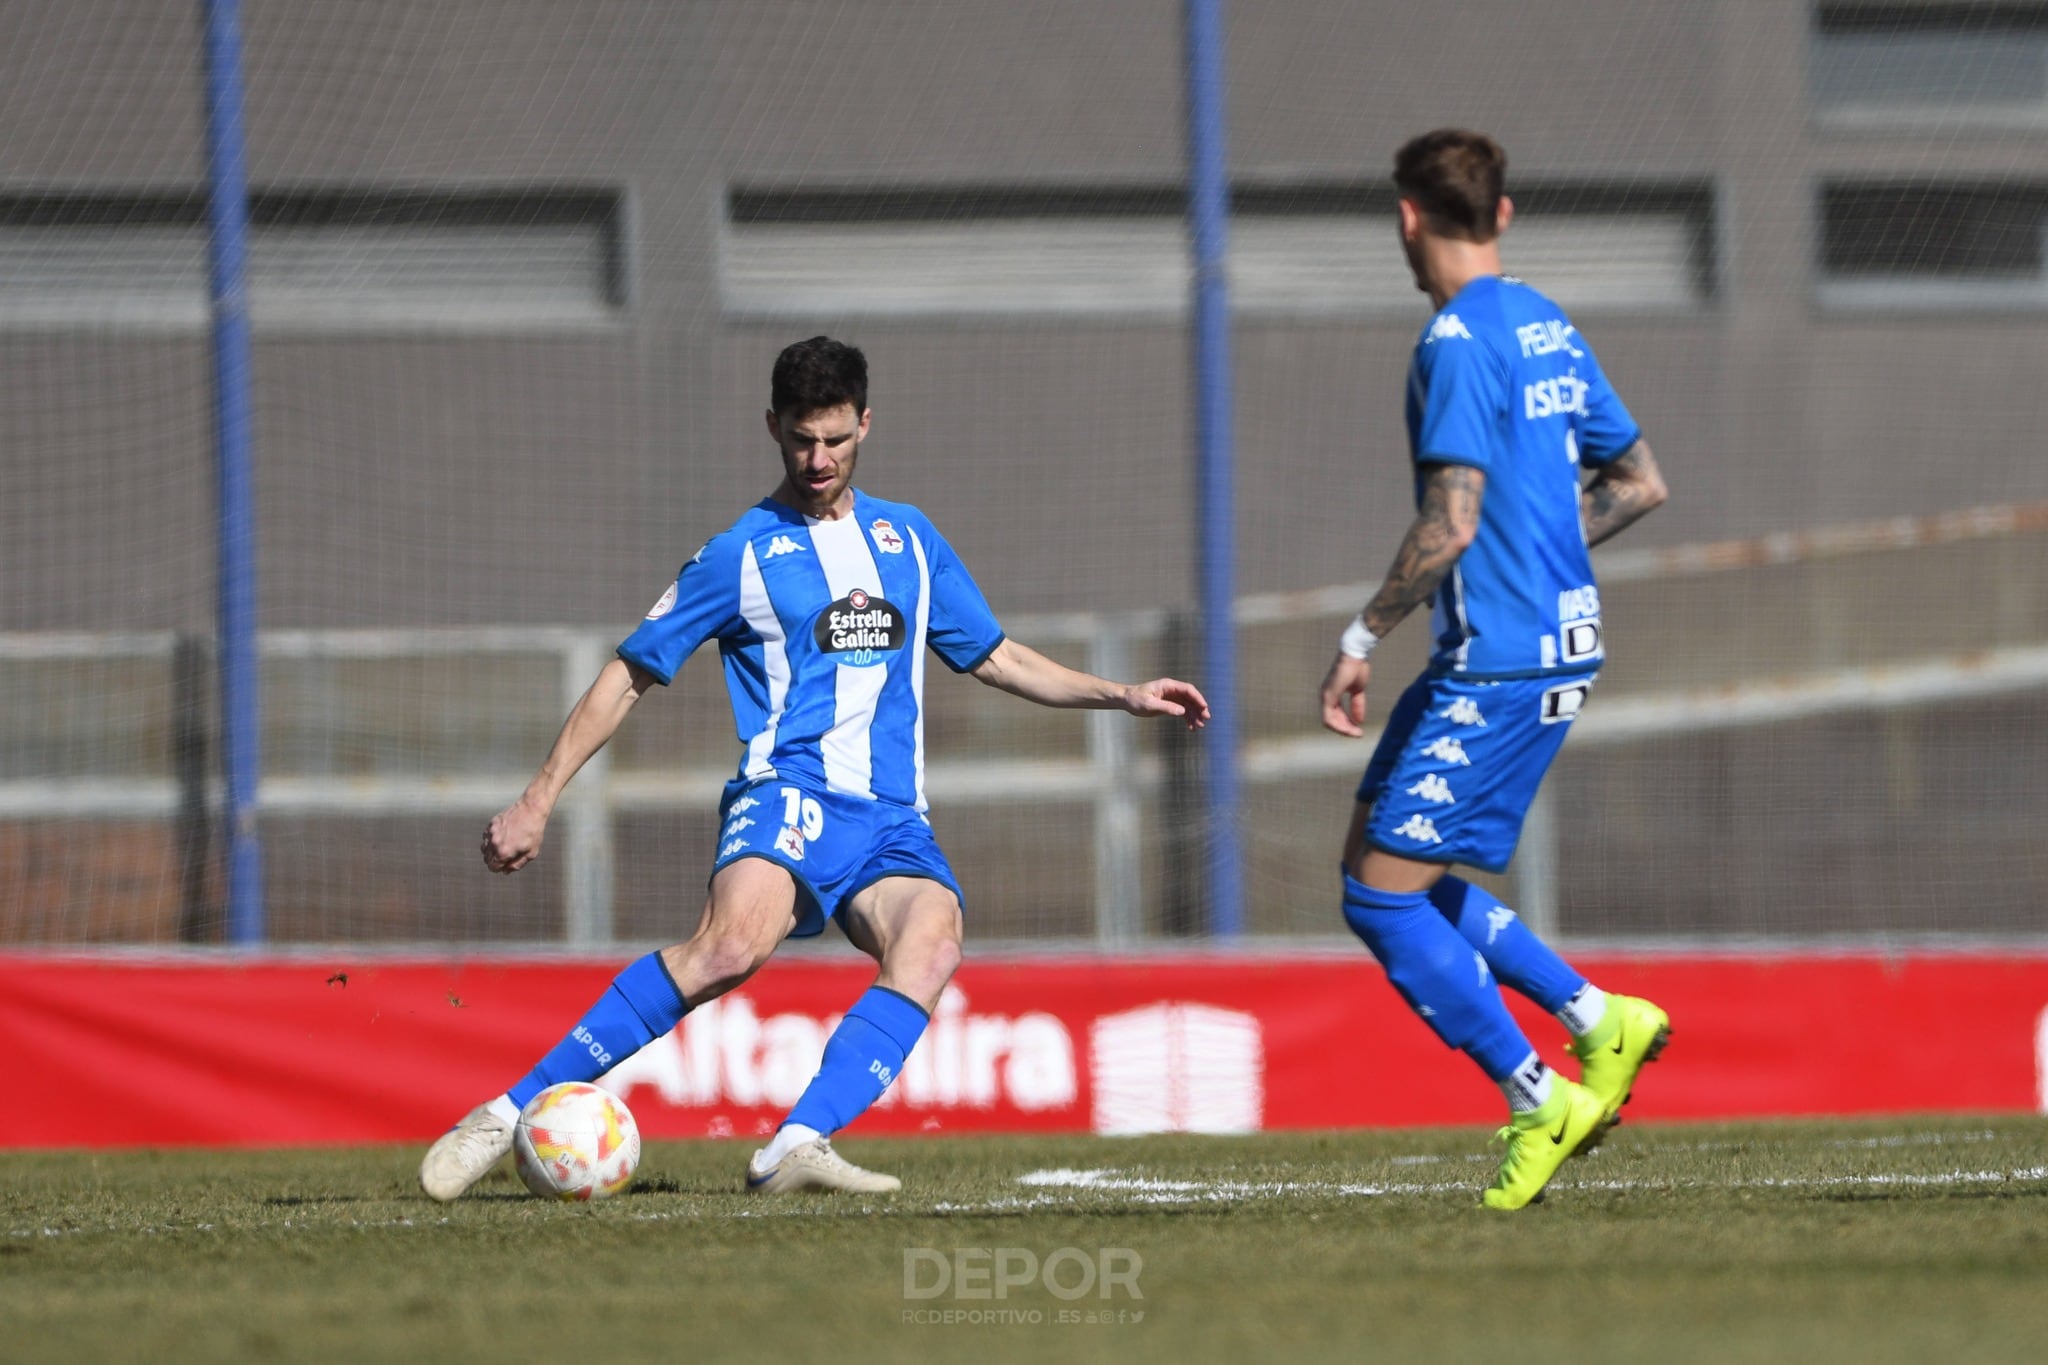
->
[781,787,825,839]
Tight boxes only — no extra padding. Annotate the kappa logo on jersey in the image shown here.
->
[1426,313,1471,344]
[1438,698,1487,727]
[1407,773,1456,805]
[814,587,906,666]
[774,826,806,861]
[870,519,904,554]
[1420,737,1471,766]
[722,816,755,837]
[645,582,678,620]
[719,839,746,858]
[763,535,806,559]
[1392,814,1444,844]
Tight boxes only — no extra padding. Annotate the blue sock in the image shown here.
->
[1428,875,1586,1013]
[506,952,689,1109]
[784,986,930,1136]
[1341,872,1533,1083]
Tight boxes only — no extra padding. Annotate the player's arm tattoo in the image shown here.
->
[1360,463,1484,639]
[1580,439,1669,547]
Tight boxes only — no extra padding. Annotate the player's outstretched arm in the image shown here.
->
[969,638,1209,729]
[1580,439,1668,547]
[1319,462,1484,737]
[482,657,659,873]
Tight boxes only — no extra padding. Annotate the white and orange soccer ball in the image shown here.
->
[512,1082,641,1201]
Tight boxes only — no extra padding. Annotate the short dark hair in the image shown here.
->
[1392,129,1507,243]
[771,336,868,419]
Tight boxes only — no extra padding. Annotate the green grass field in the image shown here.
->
[7,1116,2047,1364]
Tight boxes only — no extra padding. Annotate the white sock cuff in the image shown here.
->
[1557,984,1609,1038]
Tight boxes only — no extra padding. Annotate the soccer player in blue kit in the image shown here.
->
[1318,131,1674,1209]
[422,337,1209,1200]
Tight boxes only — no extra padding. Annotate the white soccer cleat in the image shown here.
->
[745,1137,901,1194]
[419,1103,515,1202]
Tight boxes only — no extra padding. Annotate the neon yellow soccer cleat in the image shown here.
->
[1481,1077,1608,1211]
[1570,994,1672,1124]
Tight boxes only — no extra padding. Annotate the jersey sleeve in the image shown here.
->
[1572,342,1642,468]
[911,516,1005,673]
[1413,333,1509,470]
[615,532,746,685]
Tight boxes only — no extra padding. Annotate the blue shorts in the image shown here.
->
[712,779,964,938]
[1357,670,1597,873]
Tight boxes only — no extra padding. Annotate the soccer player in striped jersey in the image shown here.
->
[1318,131,1673,1210]
[422,337,1208,1199]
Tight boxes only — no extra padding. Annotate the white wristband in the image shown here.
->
[1337,615,1379,661]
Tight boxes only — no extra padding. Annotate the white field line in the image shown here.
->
[9,1131,2040,1240]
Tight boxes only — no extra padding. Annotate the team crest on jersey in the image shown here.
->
[815,587,905,667]
[870,519,904,554]
[645,583,678,620]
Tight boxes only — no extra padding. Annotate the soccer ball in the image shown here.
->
[512,1082,641,1201]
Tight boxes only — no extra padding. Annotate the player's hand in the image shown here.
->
[482,798,550,874]
[1122,678,1211,730]
[1319,654,1372,737]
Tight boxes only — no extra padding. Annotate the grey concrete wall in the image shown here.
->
[6,1,2047,942]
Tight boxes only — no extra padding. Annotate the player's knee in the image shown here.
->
[670,928,774,999]
[882,924,961,1006]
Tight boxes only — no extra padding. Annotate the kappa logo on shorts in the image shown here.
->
[1407,773,1456,805]
[870,519,904,554]
[719,839,746,858]
[1541,679,1593,725]
[722,816,755,837]
[763,535,806,559]
[1420,737,1471,766]
[775,826,806,861]
[728,794,760,816]
[1391,814,1443,844]
[1438,698,1487,727]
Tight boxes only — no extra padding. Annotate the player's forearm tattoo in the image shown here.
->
[1580,440,1668,547]
[1361,464,1484,638]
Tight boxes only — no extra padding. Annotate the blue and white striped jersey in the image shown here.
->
[1405,275,1640,680]
[617,490,1005,811]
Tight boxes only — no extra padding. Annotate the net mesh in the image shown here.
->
[4,1,2048,947]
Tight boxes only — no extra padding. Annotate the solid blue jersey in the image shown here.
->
[616,490,1005,811]
[1404,275,1640,679]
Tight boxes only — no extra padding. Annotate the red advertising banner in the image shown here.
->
[5,951,2045,1148]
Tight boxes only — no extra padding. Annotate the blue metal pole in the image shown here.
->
[1185,0,1242,937]
[201,0,263,943]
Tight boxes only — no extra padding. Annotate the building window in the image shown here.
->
[722,182,1716,319]
[1818,180,2048,310]
[1813,3,2048,128]
[0,189,626,330]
